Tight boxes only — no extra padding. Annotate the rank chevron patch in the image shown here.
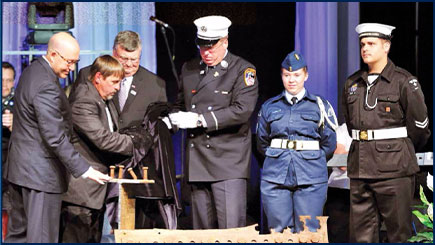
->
[415,117,429,128]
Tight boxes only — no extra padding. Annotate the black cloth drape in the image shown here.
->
[105,102,181,229]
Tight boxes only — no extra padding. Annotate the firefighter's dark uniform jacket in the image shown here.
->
[176,51,259,182]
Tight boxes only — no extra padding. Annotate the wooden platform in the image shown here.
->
[114,216,329,243]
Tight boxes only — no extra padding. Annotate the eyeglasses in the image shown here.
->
[117,55,140,64]
[54,50,80,66]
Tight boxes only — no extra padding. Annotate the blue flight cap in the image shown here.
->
[281,51,306,72]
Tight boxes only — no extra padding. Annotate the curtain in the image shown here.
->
[2,2,156,85]
[295,2,359,115]
[2,2,29,78]
[72,2,156,72]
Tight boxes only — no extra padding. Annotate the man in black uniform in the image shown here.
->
[170,15,259,229]
[342,23,431,243]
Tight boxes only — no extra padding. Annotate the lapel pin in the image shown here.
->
[221,60,228,68]
[214,71,219,77]
[130,90,137,96]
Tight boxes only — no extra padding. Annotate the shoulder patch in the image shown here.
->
[244,68,256,86]
[408,78,419,91]
[349,83,358,93]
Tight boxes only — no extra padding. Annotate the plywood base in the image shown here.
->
[112,179,155,230]
[115,216,328,243]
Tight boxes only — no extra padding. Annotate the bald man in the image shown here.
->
[4,32,110,243]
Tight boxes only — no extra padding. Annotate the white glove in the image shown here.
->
[169,111,200,129]
[161,116,172,129]
[81,167,111,185]
[168,112,183,125]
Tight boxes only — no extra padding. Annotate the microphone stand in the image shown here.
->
[159,25,179,85]
[158,24,186,191]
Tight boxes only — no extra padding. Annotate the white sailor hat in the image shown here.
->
[355,23,396,40]
[194,15,232,47]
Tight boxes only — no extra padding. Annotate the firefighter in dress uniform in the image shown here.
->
[256,51,337,233]
[342,23,431,243]
[169,15,259,229]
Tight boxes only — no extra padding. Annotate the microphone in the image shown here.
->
[150,16,169,28]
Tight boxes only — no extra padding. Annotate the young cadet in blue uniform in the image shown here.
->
[257,51,337,233]
[343,23,430,243]
[170,16,259,229]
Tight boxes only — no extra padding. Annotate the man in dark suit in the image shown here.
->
[72,30,167,129]
[2,62,15,215]
[60,55,135,242]
[170,15,259,229]
[3,32,110,243]
[72,30,167,229]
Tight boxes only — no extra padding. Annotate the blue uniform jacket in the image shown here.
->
[256,90,336,185]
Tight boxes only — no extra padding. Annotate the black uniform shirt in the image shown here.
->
[342,59,430,179]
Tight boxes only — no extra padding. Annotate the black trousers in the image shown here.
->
[59,202,104,243]
[191,179,247,229]
[349,176,415,243]
[135,199,171,229]
[324,187,350,243]
[5,182,62,243]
